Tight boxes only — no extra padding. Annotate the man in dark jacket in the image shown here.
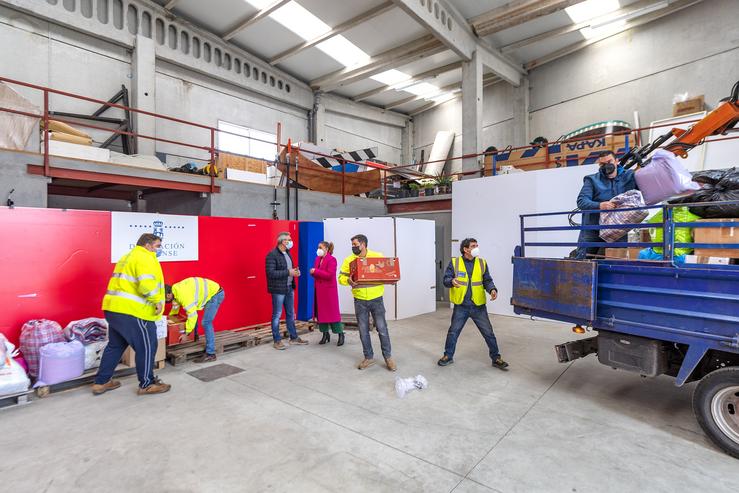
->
[575,150,637,259]
[265,232,308,350]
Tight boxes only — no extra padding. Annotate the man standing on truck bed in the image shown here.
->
[438,238,509,370]
[575,150,637,259]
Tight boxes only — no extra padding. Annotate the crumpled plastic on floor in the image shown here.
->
[395,374,428,398]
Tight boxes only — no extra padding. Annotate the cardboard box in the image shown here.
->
[684,255,730,265]
[166,321,193,346]
[121,337,166,367]
[605,248,644,260]
[350,257,400,284]
[693,218,739,258]
[672,95,704,117]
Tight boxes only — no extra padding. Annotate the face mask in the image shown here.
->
[155,247,162,257]
[316,248,325,257]
[470,247,480,257]
[352,246,361,255]
[285,241,293,250]
[600,162,616,176]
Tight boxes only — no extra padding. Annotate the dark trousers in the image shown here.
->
[444,303,500,361]
[95,310,158,389]
[575,229,605,260]
[354,297,391,359]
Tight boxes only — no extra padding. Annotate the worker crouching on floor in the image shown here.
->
[339,234,396,372]
[265,232,309,350]
[92,233,171,396]
[310,241,345,346]
[438,238,509,371]
[165,278,225,363]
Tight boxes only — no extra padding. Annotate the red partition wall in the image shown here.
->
[0,207,298,345]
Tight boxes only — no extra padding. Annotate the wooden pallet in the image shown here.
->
[166,321,314,366]
[0,390,33,410]
[34,364,137,398]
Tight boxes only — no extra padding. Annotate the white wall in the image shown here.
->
[324,111,403,164]
[412,0,739,165]
[452,165,595,317]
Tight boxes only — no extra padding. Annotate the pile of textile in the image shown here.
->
[599,190,649,242]
[671,167,739,218]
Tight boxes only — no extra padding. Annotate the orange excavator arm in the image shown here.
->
[621,80,739,168]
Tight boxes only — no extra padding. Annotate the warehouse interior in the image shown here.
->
[1,0,739,491]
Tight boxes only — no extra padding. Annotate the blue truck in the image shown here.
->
[511,204,739,458]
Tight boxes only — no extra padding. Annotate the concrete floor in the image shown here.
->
[3,307,738,492]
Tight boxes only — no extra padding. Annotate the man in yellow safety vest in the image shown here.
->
[339,234,396,372]
[166,277,225,363]
[438,238,509,370]
[92,233,171,396]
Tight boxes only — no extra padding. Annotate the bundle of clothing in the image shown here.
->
[670,167,739,218]
[599,190,649,242]
[64,318,108,344]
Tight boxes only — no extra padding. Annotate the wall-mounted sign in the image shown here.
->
[111,212,198,262]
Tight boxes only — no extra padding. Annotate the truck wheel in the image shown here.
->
[693,367,739,459]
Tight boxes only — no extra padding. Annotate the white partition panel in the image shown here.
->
[323,217,397,319]
[395,218,436,319]
[452,165,596,317]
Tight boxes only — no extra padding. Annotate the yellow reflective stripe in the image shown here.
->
[202,278,209,307]
[112,272,137,282]
[187,312,197,319]
[138,274,156,281]
[142,283,163,298]
[470,281,483,286]
[106,290,151,306]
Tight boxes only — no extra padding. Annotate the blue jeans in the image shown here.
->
[200,290,224,355]
[444,303,500,361]
[271,289,298,342]
[96,311,158,389]
[354,297,391,359]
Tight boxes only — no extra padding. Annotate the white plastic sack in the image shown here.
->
[0,349,31,396]
[84,341,108,370]
[155,317,167,340]
[0,334,9,369]
[635,149,700,204]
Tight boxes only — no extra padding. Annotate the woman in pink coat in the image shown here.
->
[310,241,344,346]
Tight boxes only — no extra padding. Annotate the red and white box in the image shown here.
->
[350,257,401,284]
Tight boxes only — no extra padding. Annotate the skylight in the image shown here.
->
[317,35,371,66]
[579,18,627,39]
[269,1,330,41]
[371,70,411,86]
[565,0,620,23]
[404,82,441,98]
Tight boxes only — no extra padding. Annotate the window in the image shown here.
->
[217,121,277,161]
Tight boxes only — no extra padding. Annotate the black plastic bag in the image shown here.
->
[672,167,739,218]
[691,167,739,188]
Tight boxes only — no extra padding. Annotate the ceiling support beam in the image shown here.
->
[383,74,498,110]
[525,0,702,70]
[310,35,445,92]
[390,0,523,85]
[223,0,290,41]
[470,0,582,37]
[269,1,395,66]
[163,0,180,10]
[500,0,674,53]
[353,61,462,102]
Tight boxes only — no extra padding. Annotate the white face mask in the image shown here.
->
[285,240,293,250]
[316,248,325,257]
[470,247,480,257]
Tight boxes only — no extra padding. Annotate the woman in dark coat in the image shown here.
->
[310,241,344,346]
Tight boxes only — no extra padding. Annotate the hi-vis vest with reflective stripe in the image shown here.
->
[449,257,487,306]
[102,245,165,321]
[338,249,385,301]
[170,277,221,334]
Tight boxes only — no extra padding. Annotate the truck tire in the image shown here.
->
[693,367,739,459]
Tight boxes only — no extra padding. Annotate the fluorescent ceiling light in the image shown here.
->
[371,70,411,86]
[404,82,440,97]
[580,18,627,39]
[565,0,620,23]
[317,35,370,66]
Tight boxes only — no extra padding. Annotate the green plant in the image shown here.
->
[433,173,453,186]
[424,182,435,188]
[408,183,420,190]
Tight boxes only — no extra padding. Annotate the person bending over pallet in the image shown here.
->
[166,278,225,363]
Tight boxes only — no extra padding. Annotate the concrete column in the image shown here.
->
[311,92,326,146]
[462,50,482,175]
[512,75,530,147]
[401,118,414,166]
[132,35,156,156]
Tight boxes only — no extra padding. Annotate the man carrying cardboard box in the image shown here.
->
[165,278,225,363]
[339,234,396,372]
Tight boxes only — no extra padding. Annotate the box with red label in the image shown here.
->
[350,257,400,284]
[167,321,194,346]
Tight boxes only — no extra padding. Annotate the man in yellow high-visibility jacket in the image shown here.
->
[92,233,171,396]
[166,277,225,363]
[438,238,509,370]
[339,234,396,372]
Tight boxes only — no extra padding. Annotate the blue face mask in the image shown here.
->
[156,248,163,257]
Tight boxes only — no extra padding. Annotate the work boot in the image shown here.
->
[290,337,309,345]
[492,357,510,371]
[91,379,121,395]
[437,355,453,367]
[384,357,397,372]
[273,340,287,350]
[337,333,345,347]
[357,358,376,370]
[137,378,171,395]
[319,332,330,345]
[194,352,217,363]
